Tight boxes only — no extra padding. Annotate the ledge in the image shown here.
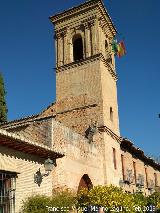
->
[56,53,118,81]
[98,125,121,143]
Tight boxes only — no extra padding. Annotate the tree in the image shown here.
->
[0,73,7,123]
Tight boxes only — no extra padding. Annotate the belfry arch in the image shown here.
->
[72,34,84,61]
[77,174,93,193]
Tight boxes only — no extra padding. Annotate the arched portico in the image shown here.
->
[77,174,93,193]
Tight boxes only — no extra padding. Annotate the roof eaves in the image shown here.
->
[0,128,64,158]
[40,102,56,115]
[49,0,98,21]
[121,137,160,171]
[49,0,116,34]
[0,114,39,127]
[0,114,55,130]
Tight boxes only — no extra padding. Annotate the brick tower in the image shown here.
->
[50,0,120,136]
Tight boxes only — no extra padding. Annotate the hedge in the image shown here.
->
[21,186,160,213]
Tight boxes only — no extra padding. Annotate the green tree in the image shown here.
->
[0,73,7,123]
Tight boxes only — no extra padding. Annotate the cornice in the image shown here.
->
[49,0,116,36]
[97,1,117,36]
[98,125,121,143]
[56,103,97,115]
[56,53,118,81]
[50,0,100,23]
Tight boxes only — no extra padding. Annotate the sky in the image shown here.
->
[0,0,160,157]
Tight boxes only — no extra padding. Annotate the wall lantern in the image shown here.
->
[34,158,56,187]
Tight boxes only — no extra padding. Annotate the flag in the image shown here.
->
[117,41,126,58]
[112,39,119,55]
[112,39,126,58]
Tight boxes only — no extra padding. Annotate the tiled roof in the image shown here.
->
[0,114,39,128]
[121,138,160,171]
[40,102,56,115]
[0,128,64,159]
[0,113,54,130]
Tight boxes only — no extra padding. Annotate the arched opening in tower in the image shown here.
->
[73,34,83,61]
[77,174,93,193]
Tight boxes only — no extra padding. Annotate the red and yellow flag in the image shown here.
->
[117,41,126,58]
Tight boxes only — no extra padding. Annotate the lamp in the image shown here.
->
[34,158,56,187]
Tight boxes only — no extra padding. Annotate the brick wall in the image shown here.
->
[6,118,52,147]
[120,149,160,195]
[0,145,52,213]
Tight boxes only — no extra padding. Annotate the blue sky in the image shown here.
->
[0,0,160,157]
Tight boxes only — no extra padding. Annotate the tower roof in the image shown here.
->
[50,0,117,36]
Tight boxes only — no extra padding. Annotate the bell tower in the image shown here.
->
[50,0,120,136]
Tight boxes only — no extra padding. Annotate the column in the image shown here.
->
[90,20,96,55]
[63,33,68,64]
[91,20,99,55]
[54,34,58,68]
[95,19,100,53]
[57,33,63,67]
[84,23,91,58]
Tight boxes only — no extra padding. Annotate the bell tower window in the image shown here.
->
[105,40,108,49]
[73,34,83,61]
[110,107,113,121]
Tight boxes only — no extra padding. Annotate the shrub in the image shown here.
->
[21,189,77,213]
[77,185,137,212]
[147,192,160,212]
[133,193,148,208]
[21,187,160,213]
[51,189,77,211]
[21,195,51,213]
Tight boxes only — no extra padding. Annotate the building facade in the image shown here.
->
[0,0,160,212]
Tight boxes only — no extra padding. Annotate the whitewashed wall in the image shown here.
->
[0,145,53,213]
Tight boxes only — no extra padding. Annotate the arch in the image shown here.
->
[105,39,109,49]
[72,34,83,61]
[77,174,93,193]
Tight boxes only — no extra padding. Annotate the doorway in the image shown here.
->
[78,174,93,193]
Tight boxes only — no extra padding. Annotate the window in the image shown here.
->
[145,168,148,188]
[154,173,157,187]
[121,154,125,180]
[133,161,136,184]
[112,148,117,170]
[0,171,16,213]
[105,40,108,49]
[105,39,112,63]
[73,34,83,61]
[110,107,113,121]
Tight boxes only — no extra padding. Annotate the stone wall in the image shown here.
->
[6,118,52,147]
[1,117,106,193]
[100,61,120,135]
[55,94,103,136]
[51,119,105,191]
[103,133,122,186]
[3,116,160,195]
